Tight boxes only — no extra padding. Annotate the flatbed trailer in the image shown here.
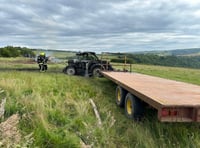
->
[101,71,200,122]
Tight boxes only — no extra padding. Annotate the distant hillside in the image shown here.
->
[135,48,200,56]
[125,54,200,69]
[110,48,200,69]
[168,48,200,56]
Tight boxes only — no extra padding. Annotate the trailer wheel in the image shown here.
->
[66,67,76,75]
[116,86,127,107]
[125,93,144,120]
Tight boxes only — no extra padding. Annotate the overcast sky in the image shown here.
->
[0,0,200,52]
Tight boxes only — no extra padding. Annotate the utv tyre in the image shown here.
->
[92,67,102,77]
[125,93,144,121]
[116,86,127,107]
[66,67,76,75]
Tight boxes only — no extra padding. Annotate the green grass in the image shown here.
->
[132,64,200,85]
[34,50,76,60]
[0,58,200,147]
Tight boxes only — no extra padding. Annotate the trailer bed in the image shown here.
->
[101,71,200,122]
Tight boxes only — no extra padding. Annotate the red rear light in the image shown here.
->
[170,110,177,116]
[161,108,178,117]
[161,109,169,117]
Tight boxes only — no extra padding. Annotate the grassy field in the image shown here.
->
[34,50,77,60]
[132,64,200,85]
[0,57,200,147]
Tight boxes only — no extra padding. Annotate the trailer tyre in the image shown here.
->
[116,86,127,107]
[125,93,144,120]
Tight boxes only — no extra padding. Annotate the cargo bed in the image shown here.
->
[101,71,200,122]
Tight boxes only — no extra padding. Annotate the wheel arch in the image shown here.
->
[90,64,104,72]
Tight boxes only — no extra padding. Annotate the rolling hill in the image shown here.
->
[134,48,200,56]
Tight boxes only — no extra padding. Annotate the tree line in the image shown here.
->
[111,54,200,69]
[0,46,35,57]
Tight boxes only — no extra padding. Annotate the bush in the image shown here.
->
[0,46,35,57]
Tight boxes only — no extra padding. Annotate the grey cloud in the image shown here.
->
[0,0,200,52]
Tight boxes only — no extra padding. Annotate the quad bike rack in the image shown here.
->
[100,52,132,72]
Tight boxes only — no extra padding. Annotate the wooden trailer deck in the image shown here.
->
[101,71,200,122]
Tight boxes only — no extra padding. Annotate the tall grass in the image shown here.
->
[0,59,200,147]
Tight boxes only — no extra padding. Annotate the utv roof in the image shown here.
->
[76,52,96,56]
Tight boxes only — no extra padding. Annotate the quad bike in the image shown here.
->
[63,52,113,77]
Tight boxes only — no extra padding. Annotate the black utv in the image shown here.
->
[63,52,113,77]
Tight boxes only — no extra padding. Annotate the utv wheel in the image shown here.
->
[116,86,127,107]
[66,67,76,75]
[92,67,102,77]
[125,93,144,120]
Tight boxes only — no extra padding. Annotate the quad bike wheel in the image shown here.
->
[66,67,76,75]
[92,67,102,77]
